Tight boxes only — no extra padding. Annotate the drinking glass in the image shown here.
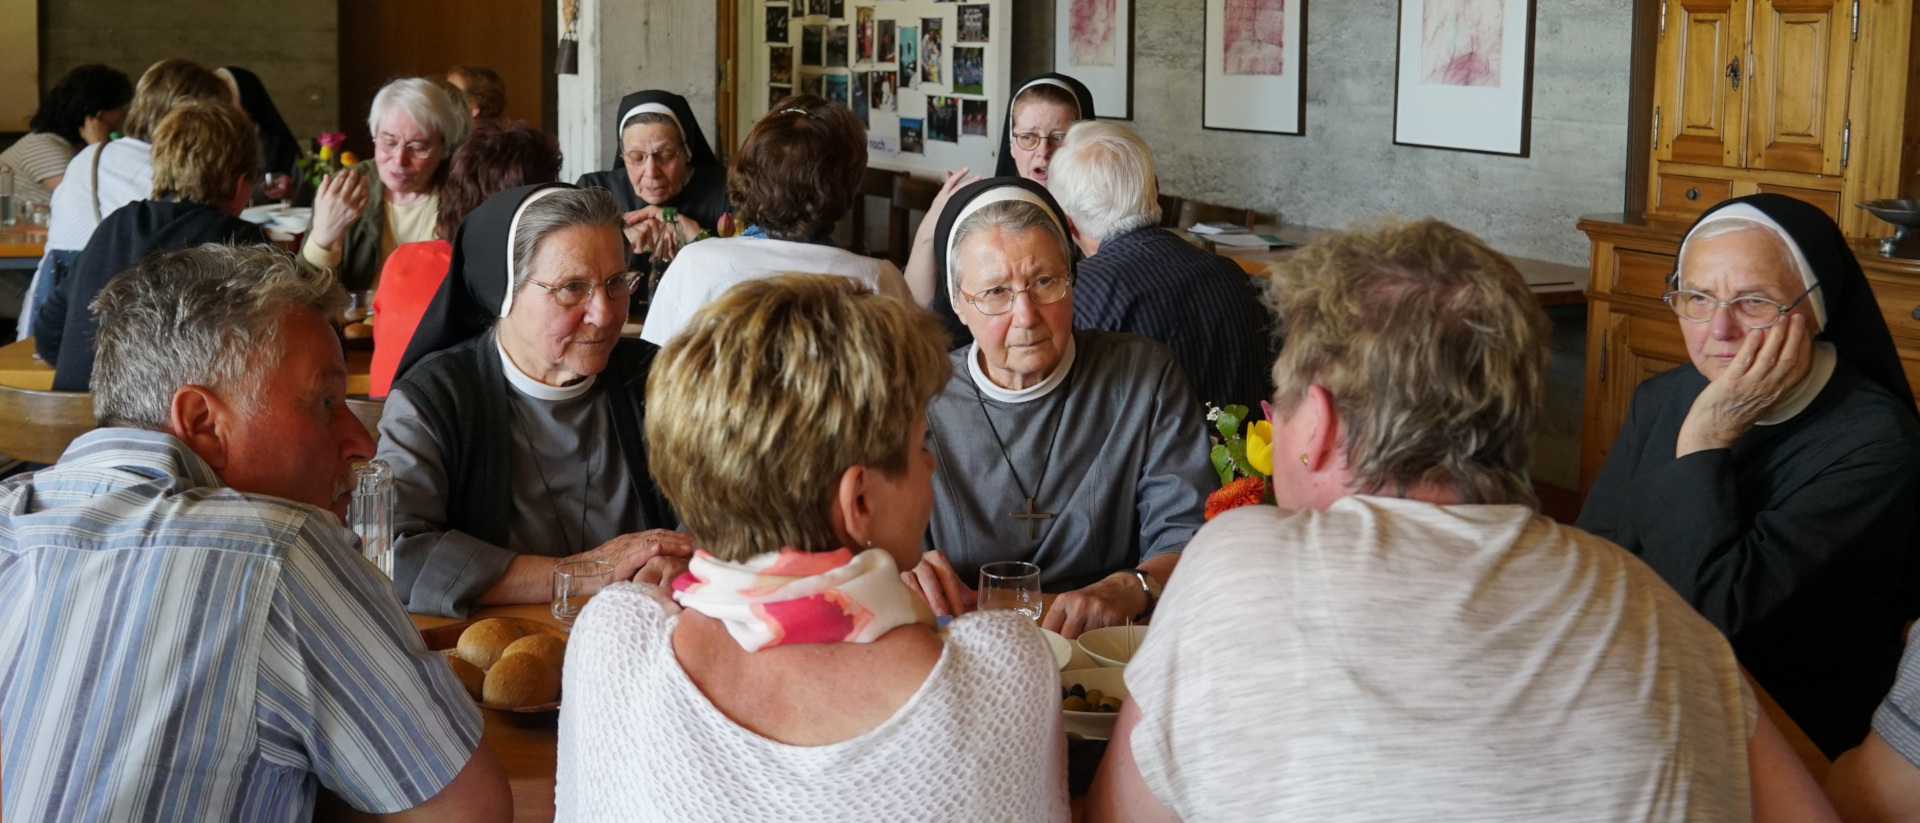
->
[342,290,374,322]
[978,560,1042,622]
[347,460,394,578]
[552,559,615,626]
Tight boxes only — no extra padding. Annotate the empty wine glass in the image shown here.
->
[552,560,615,627]
[978,560,1042,622]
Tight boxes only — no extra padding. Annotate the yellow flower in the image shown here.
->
[1247,420,1273,476]
[318,145,333,161]
[339,151,359,167]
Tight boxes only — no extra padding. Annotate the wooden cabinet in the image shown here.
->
[1577,213,1920,492]
[1644,0,1916,237]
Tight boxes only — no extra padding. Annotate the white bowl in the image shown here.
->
[1059,667,1129,740]
[1076,625,1149,668]
[1041,628,1072,670]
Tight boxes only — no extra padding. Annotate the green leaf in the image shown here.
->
[1209,444,1234,487]
[1226,438,1254,478]
[1215,404,1248,440]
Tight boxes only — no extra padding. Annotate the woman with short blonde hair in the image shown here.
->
[558,274,1068,823]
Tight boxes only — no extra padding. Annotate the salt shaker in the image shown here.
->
[348,460,395,577]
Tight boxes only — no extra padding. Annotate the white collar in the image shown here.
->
[497,337,596,401]
[966,336,1076,403]
[1754,341,1836,426]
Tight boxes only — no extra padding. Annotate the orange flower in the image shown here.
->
[339,151,359,167]
[1204,476,1266,520]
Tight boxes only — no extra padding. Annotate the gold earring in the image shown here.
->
[1299,454,1310,466]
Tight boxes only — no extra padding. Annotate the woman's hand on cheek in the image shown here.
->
[1676,314,1812,456]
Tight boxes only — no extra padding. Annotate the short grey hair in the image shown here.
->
[948,199,1074,300]
[1048,121,1161,242]
[368,77,472,153]
[91,244,346,429]
[510,187,624,294]
[621,112,688,154]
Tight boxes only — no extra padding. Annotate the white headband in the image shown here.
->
[500,186,570,317]
[619,102,684,140]
[1678,203,1826,328]
[1008,79,1080,128]
[944,187,1067,292]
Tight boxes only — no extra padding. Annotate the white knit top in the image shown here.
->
[555,583,1070,823]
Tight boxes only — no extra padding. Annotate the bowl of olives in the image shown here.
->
[1060,667,1128,740]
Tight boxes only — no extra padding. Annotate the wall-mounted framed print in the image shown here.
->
[1392,0,1535,156]
[1202,0,1305,135]
[1056,0,1133,119]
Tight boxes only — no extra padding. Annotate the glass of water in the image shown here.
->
[552,559,615,626]
[978,560,1043,622]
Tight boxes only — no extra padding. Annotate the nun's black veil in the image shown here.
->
[394,183,573,381]
[1688,194,1916,413]
[928,176,1074,348]
[223,67,300,176]
[993,74,1096,178]
[598,90,721,212]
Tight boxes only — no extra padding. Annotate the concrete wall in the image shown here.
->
[1127,0,1632,266]
[39,0,339,143]
[556,0,718,184]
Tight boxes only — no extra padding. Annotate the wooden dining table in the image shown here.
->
[0,226,46,271]
[0,337,373,395]
[1187,223,1591,307]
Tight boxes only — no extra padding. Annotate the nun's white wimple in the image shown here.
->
[619,101,684,140]
[1007,78,1081,132]
[499,186,570,317]
[1678,203,1826,328]
[944,187,1067,293]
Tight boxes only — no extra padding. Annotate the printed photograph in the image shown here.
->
[926,95,958,143]
[877,20,898,62]
[851,70,870,121]
[954,46,984,95]
[801,70,825,97]
[825,73,850,105]
[1222,0,1287,75]
[829,0,845,18]
[870,71,897,112]
[827,23,850,67]
[769,84,793,110]
[770,46,794,84]
[1421,0,1504,87]
[766,5,790,44]
[958,4,990,42]
[857,7,875,62]
[802,25,825,66]
[961,98,988,136]
[1069,0,1116,66]
[900,118,924,153]
[899,27,918,87]
[920,18,943,85]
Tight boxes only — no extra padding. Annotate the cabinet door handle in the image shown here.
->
[1726,57,1741,90]
[1909,305,1920,322]
[1685,187,1700,201]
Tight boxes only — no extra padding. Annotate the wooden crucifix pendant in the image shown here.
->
[1010,497,1054,540]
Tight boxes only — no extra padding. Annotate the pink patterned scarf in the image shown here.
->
[671,548,931,652]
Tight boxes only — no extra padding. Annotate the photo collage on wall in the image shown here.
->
[760,0,1000,164]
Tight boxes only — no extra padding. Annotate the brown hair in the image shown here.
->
[448,65,507,120]
[123,59,230,141]
[646,274,951,560]
[436,121,563,241]
[150,101,259,205]
[1012,82,1080,124]
[726,95,866,238]
[1265,218,1550,506]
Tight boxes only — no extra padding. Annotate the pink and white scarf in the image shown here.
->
[671,548,929,651]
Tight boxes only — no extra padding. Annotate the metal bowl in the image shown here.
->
[1859,199,1920,229]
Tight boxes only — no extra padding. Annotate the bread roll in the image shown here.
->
[484,652,561,707]
[456,618,524,669]
[501,633,567,672]
[443,652,485,700]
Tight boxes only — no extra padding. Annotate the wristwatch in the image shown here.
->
[1124,568,1163,619]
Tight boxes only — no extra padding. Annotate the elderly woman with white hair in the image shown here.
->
[377,184,689,618]
[907,177,1214,639]
[303,77,472,290]
[1579,193,1920,759]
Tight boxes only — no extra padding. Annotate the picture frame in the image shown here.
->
[1055,0,1132,118]
[1391,0,1535,156]
[1202,0,1304,135]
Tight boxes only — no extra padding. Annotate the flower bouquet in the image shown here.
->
[1204,402,1275,520]
[295,132,359,188]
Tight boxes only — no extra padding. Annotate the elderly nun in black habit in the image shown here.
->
[902,74,1098,346]
[573,90,730,270]
[1577,193,1920,758]
[378,183,687,618]
[907,177,1213,642]
[217,66,301,201]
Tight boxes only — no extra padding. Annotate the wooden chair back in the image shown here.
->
[346,396,386,441]
[846,167,903,262]
[0,386,95,465]
[1156,194,1185,228]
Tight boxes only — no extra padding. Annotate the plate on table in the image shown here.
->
[420,617,569,714]
[1041,628,1073,670]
